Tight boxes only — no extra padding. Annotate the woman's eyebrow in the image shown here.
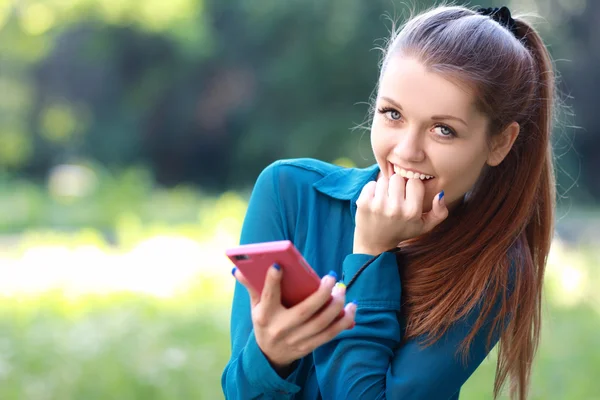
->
[431,114,468,127]
[380,96,469,127]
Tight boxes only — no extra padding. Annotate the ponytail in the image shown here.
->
[492,17,556,400]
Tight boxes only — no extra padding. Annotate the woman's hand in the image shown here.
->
[232,265,357,376]
[353,174,448,255]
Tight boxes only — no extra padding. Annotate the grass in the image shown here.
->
[0,291,231,400]
[462,303,600,399]
[0,246,598,400]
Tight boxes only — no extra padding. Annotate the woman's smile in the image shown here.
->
[387,162,436,185]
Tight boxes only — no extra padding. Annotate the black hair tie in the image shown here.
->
[476,6,519,37]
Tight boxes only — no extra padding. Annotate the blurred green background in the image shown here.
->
[0,0,598,398]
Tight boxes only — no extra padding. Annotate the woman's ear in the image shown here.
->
[487,121,520,167]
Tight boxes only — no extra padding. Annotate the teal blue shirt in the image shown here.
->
[221,158,503,399]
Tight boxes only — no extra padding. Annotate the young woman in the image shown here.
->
[222,5,555,399]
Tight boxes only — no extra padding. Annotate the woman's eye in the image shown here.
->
[387,110,402,120]
[434,125,455,137]
[377,107,403,122]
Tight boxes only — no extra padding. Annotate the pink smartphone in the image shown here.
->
[226,240,343,316]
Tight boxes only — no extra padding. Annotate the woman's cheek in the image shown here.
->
[370,134,390,164]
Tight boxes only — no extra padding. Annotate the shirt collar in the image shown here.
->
[312,163,380,201]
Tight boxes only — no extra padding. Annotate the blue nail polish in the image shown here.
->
[439,190,445,200]
[231,267,237,276]
[351,299,358,306]
[273,263,281,271]
[327,270,338,280]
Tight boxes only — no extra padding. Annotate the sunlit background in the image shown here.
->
[0,0,599,399]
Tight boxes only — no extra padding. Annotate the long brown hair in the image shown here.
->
[376,5,556,399]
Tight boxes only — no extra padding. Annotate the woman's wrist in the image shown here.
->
[269,358,297,379]
[260,346,297,378]
[353,240,388,256]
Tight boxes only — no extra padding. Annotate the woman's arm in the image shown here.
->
[221,162,306,399]
[313,252,505,399]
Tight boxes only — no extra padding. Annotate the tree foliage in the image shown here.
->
[0,0,596,202]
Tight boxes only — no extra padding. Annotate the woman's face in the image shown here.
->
[371,56,494,213]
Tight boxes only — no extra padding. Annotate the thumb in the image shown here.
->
[260,264,283,311]
[232,267,261,307]
[422,190,449,232]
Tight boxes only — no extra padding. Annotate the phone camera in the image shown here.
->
[234,254,250,261]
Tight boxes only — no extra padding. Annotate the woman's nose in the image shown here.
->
[392,129,426,162]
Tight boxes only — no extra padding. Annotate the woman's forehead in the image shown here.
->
[378,57,479,118]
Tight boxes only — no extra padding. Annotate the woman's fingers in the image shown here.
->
[373,176,389,209]
[287,286,346,343]
[422,190,449,232]
[300,301,357,350]
[232,267,261,307]
[356,180,376,208]
[288,273,338,325]
[387,173,406,208]
[260,265,283,313]
[232,264,283,310]
[403,177,425,218]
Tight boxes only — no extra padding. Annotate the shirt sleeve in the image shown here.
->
[221,161,306,399]
[312,252,505,400]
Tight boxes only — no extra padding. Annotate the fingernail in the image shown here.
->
[439,190,445,200]
[332,282,346,295]
[231,267,237,276]
[327,270,338,280]
[273,264,281,271]
[351,299,358,306]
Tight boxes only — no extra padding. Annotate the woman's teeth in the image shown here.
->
[393,166,434,180]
